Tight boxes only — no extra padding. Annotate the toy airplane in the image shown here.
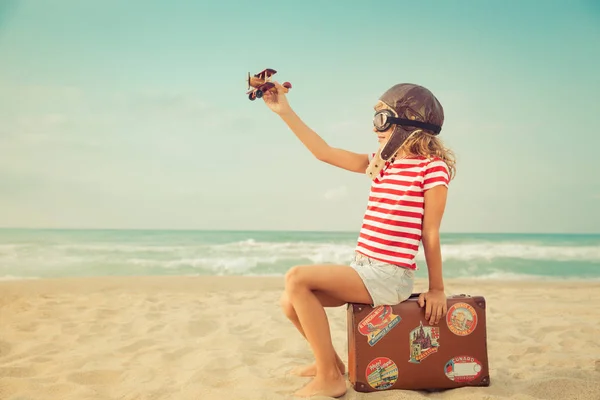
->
[246,68,292,101]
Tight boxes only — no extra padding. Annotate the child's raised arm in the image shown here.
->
[263,82,369,173]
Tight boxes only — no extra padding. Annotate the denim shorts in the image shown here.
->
[349,252,415,307]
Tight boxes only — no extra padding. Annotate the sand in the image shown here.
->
[1,276,599,400]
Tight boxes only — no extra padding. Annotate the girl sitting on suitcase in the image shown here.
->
[262,81,455,398]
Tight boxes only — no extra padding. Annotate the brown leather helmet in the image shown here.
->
[376,83,444,160]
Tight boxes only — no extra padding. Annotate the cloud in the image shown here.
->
[110,89,209,116]
[0,83,263,197]
[0,84,237,146]
[324,186,348,201]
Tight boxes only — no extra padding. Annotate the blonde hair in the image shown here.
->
[400,131,456,180]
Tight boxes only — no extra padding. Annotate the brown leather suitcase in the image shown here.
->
[347,293,490,392]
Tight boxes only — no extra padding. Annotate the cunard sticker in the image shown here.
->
[444,356,483,382]
[358,305,401,346]
[408,321,440,363]
[366,357,398,390]
[446,302,477,336]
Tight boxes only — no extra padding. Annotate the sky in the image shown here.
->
[0,0,599,233]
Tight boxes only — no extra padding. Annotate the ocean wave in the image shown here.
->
[447,272,600,282]
[208,239,600,262]
[3,239,599,262]
[437,242,600,262]
[1,237,599,279]
[53,244,190,253]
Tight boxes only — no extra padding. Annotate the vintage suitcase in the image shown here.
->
[347,293,490,392]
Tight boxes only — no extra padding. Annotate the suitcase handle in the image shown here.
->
[408,293,471,299]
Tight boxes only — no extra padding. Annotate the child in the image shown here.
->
[262,82,455,398]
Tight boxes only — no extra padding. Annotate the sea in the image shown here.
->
[0,229,599,281]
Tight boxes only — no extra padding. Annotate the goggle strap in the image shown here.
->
[387,117,441,134]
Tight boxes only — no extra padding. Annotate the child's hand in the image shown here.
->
[262,81,292,115]
[417,290,447,325]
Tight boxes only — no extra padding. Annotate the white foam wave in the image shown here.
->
[4,240,599,263]
[209,239,600,262]
[434,243,600,262]
[1,238,599,278]
[452,272,600,282]
[209,240,356,264]
[124,250,355,273]
[54,244,189,253]
[127,256,281,273]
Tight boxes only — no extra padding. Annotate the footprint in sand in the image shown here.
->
[67,370,122,385]
[188,318,215,337]
[525,345,549,354]
[62,322,79,330]
[241,351,258,367]
[30,356,53,363]
[16,323,38,333]
[145,312,162,320]
[0,340,12,358]
[162,347,195,362]
[29,343,61,356]
[507,354,520,362]
[227,321,256,336]
[0,366,40,378]
[558,339,578,350]
[147,324,165,334]
[44,383,78,397]
[254,338,284,353]
[119,339,155,353]
[95,308,118,318]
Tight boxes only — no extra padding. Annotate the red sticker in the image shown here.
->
[444,356,483,382]
[366,357,398,390]
[358,305,401,346]
[446,302,477,336]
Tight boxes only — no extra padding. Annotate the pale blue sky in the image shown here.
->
[1,0,599,233]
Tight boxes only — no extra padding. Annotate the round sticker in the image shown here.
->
[365,357,398,390]
[446,302,477,336]
[444,356,483,382]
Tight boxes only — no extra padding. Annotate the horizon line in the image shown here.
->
[0,227,598,235]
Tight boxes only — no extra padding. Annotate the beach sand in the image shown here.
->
[1,276,599,400]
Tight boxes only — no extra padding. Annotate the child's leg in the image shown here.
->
[280,292,346,376]
[284,264,372,398]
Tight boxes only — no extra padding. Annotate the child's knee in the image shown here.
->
[284,265,307,291]
[279,292,296,319]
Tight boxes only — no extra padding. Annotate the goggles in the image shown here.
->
[373,109,441,134]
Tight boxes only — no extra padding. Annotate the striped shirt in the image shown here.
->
[356,155,450,269]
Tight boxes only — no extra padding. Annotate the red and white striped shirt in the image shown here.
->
[356,155,450,269]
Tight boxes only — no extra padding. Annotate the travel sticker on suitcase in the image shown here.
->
[408,321,440,363]
[358,305,401,346]
[444,356,483,382]
[366,357,398,390]
[446,302,478,336]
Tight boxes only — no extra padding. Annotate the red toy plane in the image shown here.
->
[246,68,292,101]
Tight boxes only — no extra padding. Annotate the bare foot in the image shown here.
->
[294,374,347,398]
[290,360,346,377]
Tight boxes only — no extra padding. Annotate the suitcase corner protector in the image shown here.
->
[479,375,491,386]
[352,381,370,393]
